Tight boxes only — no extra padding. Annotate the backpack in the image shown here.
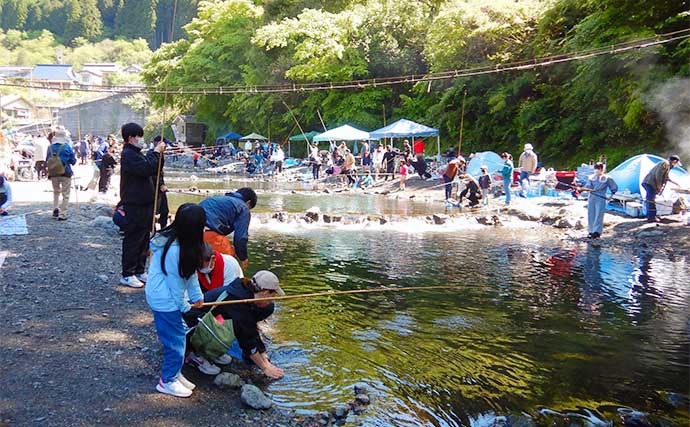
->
[46,144,66,177]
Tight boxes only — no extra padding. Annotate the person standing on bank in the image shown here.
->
[518,143,538,197]
[199,188,257,270]
[500,152,514,206]
[46,126,77,220]
[98,146,117,193]
[119,123,166,288]
[582,162,618,239]
[641,155,682,223]
[153,136,170,229]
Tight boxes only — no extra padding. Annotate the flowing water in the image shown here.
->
[168,179,689,426]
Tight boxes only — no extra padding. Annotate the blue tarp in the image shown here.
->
[217,131,242,141]
[466,151,503,178]
[608,154,688,195]
[369,118,439,139]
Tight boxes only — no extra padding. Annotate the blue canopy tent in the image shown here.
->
[608,154,688,195]
[466,151,503,178]
[369,118,440,160]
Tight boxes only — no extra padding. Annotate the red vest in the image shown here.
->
[198,251,225,292]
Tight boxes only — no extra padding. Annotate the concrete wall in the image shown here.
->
[58,94,145,138]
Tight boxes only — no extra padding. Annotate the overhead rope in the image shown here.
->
[0,31,687,96]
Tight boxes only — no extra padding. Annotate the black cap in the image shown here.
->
[669,155,681,163]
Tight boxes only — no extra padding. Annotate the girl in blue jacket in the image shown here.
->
[145,203,206,398]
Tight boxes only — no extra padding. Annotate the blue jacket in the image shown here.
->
[145,234,204,313]
[47,142,77,177]
[199,193,251,261]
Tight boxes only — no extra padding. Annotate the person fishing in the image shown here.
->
[641,155,682,223]
[145,203,206,398]
[580,162,617,239]
[500,152,514,205]
[199,187,257,270]
[458,174,481,207]
[442,151,464,201]
[184,266,286,380]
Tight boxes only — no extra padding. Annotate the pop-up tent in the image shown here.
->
[287,131,321,157]
[239,132,268,141]
[369,118,440,160]
[466,151,503,178]
[313,125,369,142]
[608,154,688,195]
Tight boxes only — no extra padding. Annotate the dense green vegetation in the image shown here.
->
[0,0,199,47]
[142,0,689,167]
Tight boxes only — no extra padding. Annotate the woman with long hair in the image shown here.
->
[145,203,206,398]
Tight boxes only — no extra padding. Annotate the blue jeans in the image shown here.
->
[641,183,656,220]
[519,171,530,194]
[153,310,188,383]
[443,175,454,200]
[503,178,512,205]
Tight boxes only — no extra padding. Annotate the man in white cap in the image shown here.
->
[184,269,285,379]
[518,143,538,197]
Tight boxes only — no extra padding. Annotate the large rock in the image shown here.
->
[272,212,288,223]
[323,214,342,224]
[240,384,272,410]
[213,372,244,388]
[554,218,575,229]
[353,382,370,395]
[305,207,321,223]
[432,214,449,225]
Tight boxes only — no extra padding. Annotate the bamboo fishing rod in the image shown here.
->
[200,285,456,307]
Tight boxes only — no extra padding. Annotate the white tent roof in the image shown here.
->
[313,125,370,142]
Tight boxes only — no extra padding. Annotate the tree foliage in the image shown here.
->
[145,0,687,166]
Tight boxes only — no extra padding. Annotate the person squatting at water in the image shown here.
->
[641,155,682,223]
[580,162,617,239]
[119,123,167,288]
[0,172,12,216]
[145,203,206,398]
[199,188,257,270]
[458,174,481,207]
[184,248,285,380]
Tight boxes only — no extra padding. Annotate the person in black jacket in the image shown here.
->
[153,135,170,229]
[98,146,117,193]
[119,122,166,288]
[184,269,285,379]
[382,145,396,181]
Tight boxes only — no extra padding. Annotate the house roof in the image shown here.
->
[32,64,79,82]
[83,63,121,73]
[0,95,34,109]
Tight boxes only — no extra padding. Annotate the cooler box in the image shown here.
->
[555,171,576,190]
[625,202,642,218]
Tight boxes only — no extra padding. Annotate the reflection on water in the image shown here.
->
[246,230,689,426]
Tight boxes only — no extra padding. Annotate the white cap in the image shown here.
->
[252,270,285,296]
[524,143,533,151]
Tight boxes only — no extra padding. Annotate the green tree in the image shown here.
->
[115,0,157,46]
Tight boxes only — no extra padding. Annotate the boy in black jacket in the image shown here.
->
[119,123,166,288]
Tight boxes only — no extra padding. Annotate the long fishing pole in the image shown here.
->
[200,285,456,307]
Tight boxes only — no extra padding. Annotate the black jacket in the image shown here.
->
[205,278,273,359]
[100,152,117,170]
[120,144,162,207]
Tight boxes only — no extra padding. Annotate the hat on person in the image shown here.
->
[252,270,285,296]
[52,126,70,144]
[480,165,488,171]
[669,155,682,166]
[524,143,533,151]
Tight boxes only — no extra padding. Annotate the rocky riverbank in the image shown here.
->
[0,202,372,427]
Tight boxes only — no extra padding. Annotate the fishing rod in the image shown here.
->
[0,209,43,223]
[563,182,679,207]
[200,285,456,307]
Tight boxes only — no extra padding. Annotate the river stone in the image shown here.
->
[574,219,585,230]
[213,372,244,388]
[366,215,381,223]
[432,214,449,225]
[638,229,664,238]
[333,404,350,419]
[492,215,503,226]
[554,218,575,229]
[355,394,371,405]
[506,415,537,427]
[379,217,388,225]
[240,384,272,409]
[305,207,320,222]
[353,382,370,395]
[476,216,492,225]
[272,212,289,223]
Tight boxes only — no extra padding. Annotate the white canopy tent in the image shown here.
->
[313,124,370,142]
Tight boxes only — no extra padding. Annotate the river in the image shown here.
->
[168,177,689,426]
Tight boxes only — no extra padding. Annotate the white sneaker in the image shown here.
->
[136,273,148,283]
[120,275,144,288]
[187,352,221,375]
[214,353,233,365]
[177,374,196,390]
[156,378,192,398]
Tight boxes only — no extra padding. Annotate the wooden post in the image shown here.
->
[457,87,467,155]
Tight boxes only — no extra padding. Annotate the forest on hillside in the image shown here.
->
[141,0,689,167]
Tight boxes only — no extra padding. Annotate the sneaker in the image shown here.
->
[214,353,233,365]
[156,378,192,398]
[187,352,221,375]
[53,208,59,218]
[177,374,196,390]
[136,273,148,283]
[120,275,144,288]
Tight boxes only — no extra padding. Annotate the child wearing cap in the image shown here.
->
[478,166,491,206]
